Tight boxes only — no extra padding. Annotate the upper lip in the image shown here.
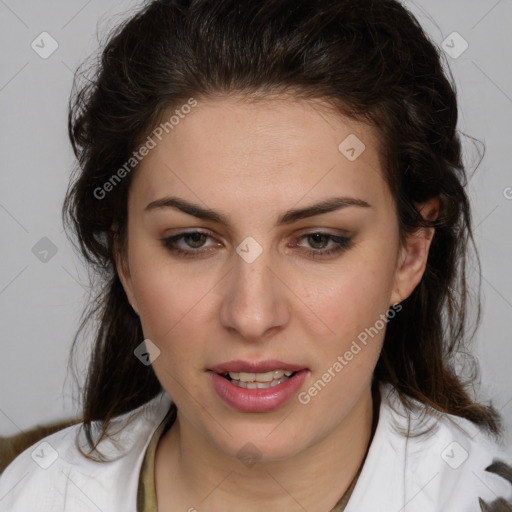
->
[209,360,307,374]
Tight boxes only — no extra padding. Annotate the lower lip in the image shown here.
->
[208,370,309,412]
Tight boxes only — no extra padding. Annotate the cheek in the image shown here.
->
[295,251,397,395]
[307,250,397,339]
[126,239,200,341]
[131,266,211,389]
[303,263,394,407]
[134,268,208,343]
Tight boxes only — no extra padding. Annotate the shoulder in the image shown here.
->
[0,392,172,512]
[347,383,512,511]
[396,387,512,511]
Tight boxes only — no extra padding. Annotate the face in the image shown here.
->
[117,95,433,462]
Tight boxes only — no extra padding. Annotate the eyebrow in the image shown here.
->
[144,195,371,226]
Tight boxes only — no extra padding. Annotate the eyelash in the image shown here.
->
[161,231,352,259]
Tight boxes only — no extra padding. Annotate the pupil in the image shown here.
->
[309,233,327,249]
[186,233,206,248]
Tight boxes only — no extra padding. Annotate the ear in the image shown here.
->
[112,228,140,315]
[390,197,440,306]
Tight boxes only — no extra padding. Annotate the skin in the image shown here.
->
[116,94,439,512]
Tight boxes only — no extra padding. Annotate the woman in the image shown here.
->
[1,0,511,510]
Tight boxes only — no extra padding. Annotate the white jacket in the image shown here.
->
[0,383,511,511]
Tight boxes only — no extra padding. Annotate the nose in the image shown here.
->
[219,246,290,342]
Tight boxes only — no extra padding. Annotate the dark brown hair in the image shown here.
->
[63,0,501,456]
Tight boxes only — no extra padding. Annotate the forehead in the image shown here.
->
[131,95,389,209]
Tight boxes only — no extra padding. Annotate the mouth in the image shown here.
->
[207,360,309,412]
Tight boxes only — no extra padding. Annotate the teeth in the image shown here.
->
[225,369,297,390]
[228,370,294,383]
[231,376,291,389]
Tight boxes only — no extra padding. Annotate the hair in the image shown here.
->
[63,0,501,457]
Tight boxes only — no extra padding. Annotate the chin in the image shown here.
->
[212,429,308,466]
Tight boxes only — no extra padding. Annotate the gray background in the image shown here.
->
[1,0,511,445]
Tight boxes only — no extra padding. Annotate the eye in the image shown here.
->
[294,232,353,258]
[178,232,208,249]
[303,233,332,249]
[161,230,220,258]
